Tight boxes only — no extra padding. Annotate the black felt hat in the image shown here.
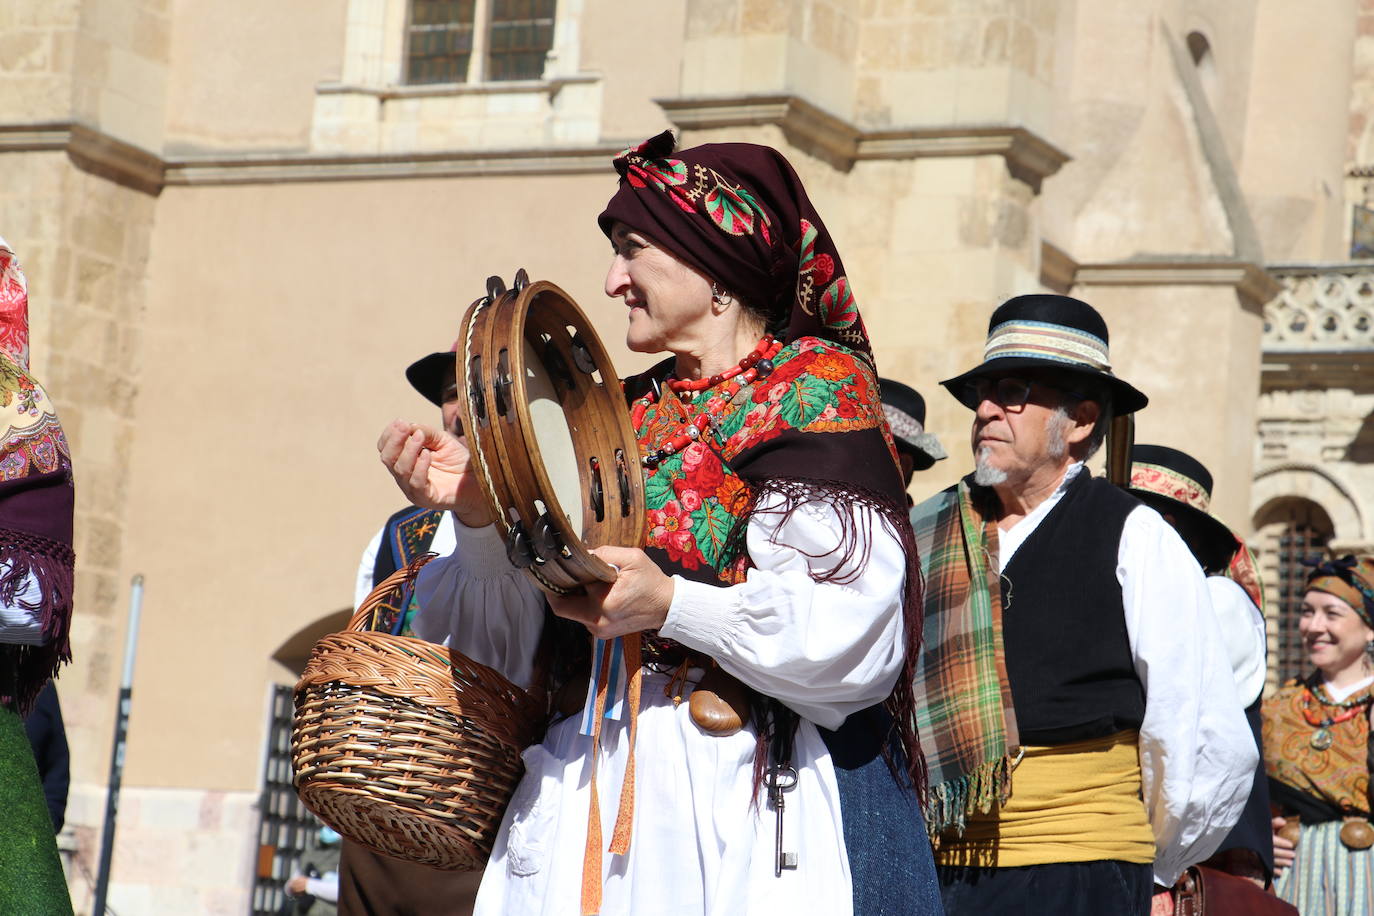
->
[1129,444,1237,572]
[940,294,1148,415]
[879,377,947,471]
[404,339,460,407]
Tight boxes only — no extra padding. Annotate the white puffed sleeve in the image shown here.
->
[412,523,547,690]
[1120,506,1258,886]
[0,561,44,646]
[660,493,907,730]
[1205,575,1268,707]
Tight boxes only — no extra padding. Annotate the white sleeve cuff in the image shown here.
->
[451,522,517,579]
[660,575,742,654]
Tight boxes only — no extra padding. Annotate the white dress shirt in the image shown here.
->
[410,493,907,916]
[997,463,1258,886]
[1205,576,1268,707]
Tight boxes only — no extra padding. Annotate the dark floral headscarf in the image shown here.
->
[598,130,872,362]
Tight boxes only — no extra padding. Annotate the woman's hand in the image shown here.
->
[547,546,675,639]
[1271,816,1297,873]
[376,419,495,528]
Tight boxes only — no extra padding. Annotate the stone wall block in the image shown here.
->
[945,16,982,67]
[741,0,789,32]
[79,515,122,570]
[859,21,902,69]
[902,21,938,69]
[809,1,858,60]
[982,17,1011,65]
[913,0,949,15]
[686,0,740,37]
[0,30,53,73]
[1009,18,1035,75]
[131,8,170,61]
[71,211,125,262]
[75,255,119,308]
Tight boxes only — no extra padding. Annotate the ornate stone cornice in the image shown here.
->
[0,121,165,195]
[656,94,1070,189]
[163,144,625,186]
[0,121,626,192]
[1071,257,1282,311]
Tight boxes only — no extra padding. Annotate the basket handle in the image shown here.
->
[348,552,439,633]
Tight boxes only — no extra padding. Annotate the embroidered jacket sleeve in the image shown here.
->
[661,492,906,730]
[0,561,44,646]
[1120,506,1258,886]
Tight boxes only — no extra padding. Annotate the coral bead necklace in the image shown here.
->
[634,335,783,468]
[1300,684,1373,751]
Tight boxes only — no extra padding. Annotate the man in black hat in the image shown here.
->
[1129,444,1274,888]
[909,294,1255,915]
[878,377,947,499]
[338,339,479,915]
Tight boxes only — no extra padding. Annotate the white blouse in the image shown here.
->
[411,493,907,916]
[0,562,44,646]
[997,463,1259,887]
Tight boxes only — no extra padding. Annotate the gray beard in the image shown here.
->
[973,449,1008,486]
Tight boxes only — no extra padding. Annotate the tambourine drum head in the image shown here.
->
[522,337,583,535]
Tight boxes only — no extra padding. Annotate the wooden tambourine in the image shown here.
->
[455,269,646,594]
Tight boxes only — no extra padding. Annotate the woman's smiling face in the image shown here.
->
[604,221,715,355]
[1300,588,1374,678]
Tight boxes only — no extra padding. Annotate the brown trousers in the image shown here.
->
[337,841,482,916]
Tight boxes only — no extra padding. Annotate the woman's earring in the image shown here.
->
[1366,639,1374,657]
[710,282,733,306]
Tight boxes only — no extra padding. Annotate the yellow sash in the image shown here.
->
[935,730,1155,868]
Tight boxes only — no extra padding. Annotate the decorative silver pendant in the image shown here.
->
[1311,727,1334,751]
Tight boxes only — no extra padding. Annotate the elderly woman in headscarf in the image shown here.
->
[378,133,937,915]
[0,238,76,915]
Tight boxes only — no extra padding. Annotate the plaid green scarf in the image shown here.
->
[910,478,1019,834]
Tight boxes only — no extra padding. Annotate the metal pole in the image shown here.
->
[92,574,143,916]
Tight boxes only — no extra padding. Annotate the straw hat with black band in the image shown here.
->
[940,294,1149,416]
[1128,444,1238,574]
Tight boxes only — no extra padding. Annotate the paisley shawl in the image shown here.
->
[1262,677,1372,820]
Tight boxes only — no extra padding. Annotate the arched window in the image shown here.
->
[1185,29,1218,108]
[1253,498,1335,686]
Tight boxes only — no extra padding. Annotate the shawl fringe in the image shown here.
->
[0,530,75,715]
[724,475,928,806]
[923,754,1013,838]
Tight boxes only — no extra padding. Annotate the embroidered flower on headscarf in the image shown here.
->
[808,354,853,382]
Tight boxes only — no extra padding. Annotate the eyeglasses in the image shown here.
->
[956,376,1086,412]
[956,376,1033,412]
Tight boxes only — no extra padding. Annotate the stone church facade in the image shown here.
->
[0,0,1370,910]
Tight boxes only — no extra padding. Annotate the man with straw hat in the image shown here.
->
[910,293,1255,914]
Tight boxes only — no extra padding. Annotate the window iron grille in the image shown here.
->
[250,684,323,916]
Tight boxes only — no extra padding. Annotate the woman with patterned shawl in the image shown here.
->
[377,132,938,914]
[0,238,76,915]
[1264,556,1374,913]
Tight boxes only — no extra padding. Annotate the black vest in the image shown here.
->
[1000,471,1146,746]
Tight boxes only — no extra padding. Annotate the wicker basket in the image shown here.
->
[291,555,545,870]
